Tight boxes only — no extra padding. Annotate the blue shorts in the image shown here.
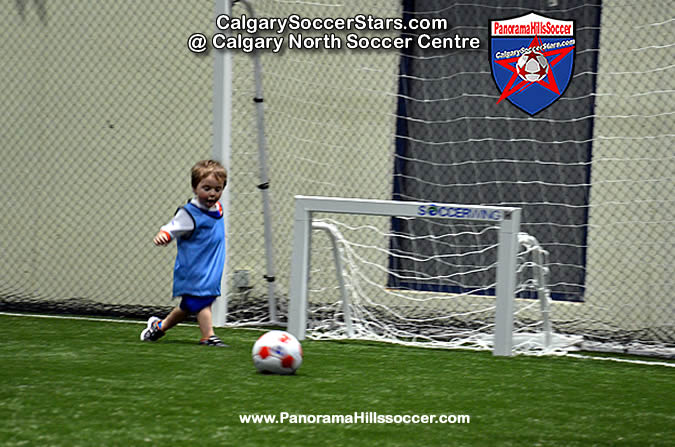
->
[179,295,217,314]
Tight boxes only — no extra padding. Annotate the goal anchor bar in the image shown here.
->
[287,196,521,356]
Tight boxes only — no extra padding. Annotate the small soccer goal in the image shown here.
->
[287,195,582,356]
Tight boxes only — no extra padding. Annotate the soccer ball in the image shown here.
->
[516,50,549,82]
[252,330,303,375]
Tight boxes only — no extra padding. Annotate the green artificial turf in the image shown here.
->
[0,314,672,446]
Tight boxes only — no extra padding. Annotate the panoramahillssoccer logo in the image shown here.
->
[490,12,575,115]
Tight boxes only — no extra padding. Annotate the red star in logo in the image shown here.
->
[495,36,575,104]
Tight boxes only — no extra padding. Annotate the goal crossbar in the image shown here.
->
[287,195,522,356]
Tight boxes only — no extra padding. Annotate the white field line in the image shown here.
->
[0,311,268,332]
[1,312,672,367]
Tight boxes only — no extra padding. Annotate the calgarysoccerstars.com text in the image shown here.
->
[239,411,471,425]
[187,13,481,54]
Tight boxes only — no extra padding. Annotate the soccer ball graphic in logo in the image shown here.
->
[252,330,303,375]
[516,50,549,82]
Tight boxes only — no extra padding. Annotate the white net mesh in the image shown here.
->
[225,0,672,355]
[1,0,672,355]
[298,214,583,355]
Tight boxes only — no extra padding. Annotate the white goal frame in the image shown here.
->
[287,195,522,356]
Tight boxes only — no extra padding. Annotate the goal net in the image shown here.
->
[287,196,582,355]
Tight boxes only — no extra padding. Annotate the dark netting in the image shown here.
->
[1,1,214,319]
[2,1,672,354]
[391,0,601,302]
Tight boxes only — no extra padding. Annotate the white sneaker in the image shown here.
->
[140,316,165,342]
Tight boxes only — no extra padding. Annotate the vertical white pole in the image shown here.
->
[534,247,553,349]
[251,49,278,324]
[493,209,521,356]
[288,201,312,340]
[239,0,278,324]
[212,0,232,327]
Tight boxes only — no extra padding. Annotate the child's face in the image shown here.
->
[194,173,225,208]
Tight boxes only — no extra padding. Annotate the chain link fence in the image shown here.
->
[1,1,672,350]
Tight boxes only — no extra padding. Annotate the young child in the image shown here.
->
[141,159,228,347]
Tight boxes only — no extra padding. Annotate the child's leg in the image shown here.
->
[195,304,227,347]
[160,306,188,332]
[196,305,216,340]
[140,304,188,342]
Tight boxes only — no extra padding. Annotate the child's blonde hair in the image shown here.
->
[191,159,227,189]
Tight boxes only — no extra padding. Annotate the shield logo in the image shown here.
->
[490,12,575,115]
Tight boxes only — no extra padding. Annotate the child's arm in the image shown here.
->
[153,230,172,246]
[153,208,194,246]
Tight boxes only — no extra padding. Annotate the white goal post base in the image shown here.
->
[287,195,522,356]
